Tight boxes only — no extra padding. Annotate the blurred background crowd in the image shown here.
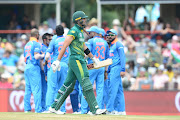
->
[0,2,180,91]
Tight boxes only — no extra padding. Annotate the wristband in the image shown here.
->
[84,48,90,55]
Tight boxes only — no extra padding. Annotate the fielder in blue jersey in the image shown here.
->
[40,33,52,111]
[24,29,45,113]
[44,25,69,114]
[106,29,126,115]
[81,26,109,114]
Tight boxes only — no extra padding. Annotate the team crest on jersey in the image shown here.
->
[71,30,75,33]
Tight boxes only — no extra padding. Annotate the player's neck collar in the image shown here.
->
[111,38,118,44]
[30,37,38,42]
[57,35,63,37]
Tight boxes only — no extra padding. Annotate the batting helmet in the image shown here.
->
[73,11,88,23]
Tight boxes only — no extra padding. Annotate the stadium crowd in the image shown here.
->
[0,14,180,91]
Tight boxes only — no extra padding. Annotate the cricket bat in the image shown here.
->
[87,59,112,70]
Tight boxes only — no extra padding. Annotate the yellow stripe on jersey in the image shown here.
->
[67,35,75,40]
[76,60,84,79]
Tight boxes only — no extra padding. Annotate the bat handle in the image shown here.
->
[83,29,90,37]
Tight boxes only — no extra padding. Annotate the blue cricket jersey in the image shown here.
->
[41,43,48,53]
[108,38,126,72]
[44,52,53,76]
[87,36,109,64]
[46,35,69,64]
[24,37,41,66]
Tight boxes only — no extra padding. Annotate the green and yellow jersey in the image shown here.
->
[67,24,85,57]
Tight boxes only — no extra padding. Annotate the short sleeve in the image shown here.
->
[34,42,41,53]
[67,29,77,40]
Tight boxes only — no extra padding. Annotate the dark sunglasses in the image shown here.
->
[106,34,115,37]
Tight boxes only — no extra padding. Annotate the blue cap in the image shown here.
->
[89,26,100,34]
[99,28,106,37]
[107,29,117,35]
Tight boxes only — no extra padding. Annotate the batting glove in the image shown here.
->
[51,59,61,72]
[91,57,100,65]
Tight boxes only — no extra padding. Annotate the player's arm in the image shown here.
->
[117,43,126,77]
[34,43,44,60]
[84,43,99,64]
[57,36,73,61]
[44,39,54,65]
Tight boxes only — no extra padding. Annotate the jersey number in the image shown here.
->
[95,46,105,59]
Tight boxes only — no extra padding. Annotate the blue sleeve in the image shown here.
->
[2,58,6,65]
[13,55,19,63]
[46,39,54,53]
[117,42,126,72]
[34,42,41,53]
[88,39,93,51]
[105,42,109,59]
[43,54,47,76]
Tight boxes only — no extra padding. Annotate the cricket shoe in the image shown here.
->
[72,111,81,114]
[49,107,65,114]
[24,111,31,113]
[95,109,107,115]
[118,111,126,115]
[105,111,115,115]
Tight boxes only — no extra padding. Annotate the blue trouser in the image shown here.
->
[24,64,42,113]
[106,65,125,112]
[41,70,47,111]
[102,75,109,109]
[70,80,80,112]
[81,67,104,114]
[46,62,68,112]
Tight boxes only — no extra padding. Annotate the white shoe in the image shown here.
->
[113,111,119,115]
[41,111,52,113]
[105,111,115,115]
[49,107,56,113]
[55,111,65,115]
[72,111,81,114]
[95,109,107,115]
[87,111,93,115]
[119,111,126,115]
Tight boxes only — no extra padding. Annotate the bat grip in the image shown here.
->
[83,29,90,37]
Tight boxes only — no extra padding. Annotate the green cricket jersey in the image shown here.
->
[67,24,85,56]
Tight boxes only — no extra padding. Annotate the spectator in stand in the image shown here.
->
[39,21,54,36]
[112,19,128,41]
[144,42,162,67]
[164,66,174,82]
[130,67,148,90]
[102,21,109,32]
[139,16,151,31]
[30,20,38,29]
[0,73,13,88]
[47,12,56,30]
[88,18,98,27]
[151,17,164,43]
[171,35,180,51]
[172,72,180,90]
[13,66,25,89]
[61,22,69,36]
[152,65,169,90]
[160,23,174,43]
[2,50,19,74]
[21,15,31,30]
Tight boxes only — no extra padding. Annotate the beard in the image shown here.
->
[107,38,115,44]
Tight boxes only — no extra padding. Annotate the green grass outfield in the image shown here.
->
[0,112,180,120]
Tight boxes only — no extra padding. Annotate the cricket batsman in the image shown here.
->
[48,11,106,115]
[106,29,126,115]
[24,29,44,113]
[44,25,69,114]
